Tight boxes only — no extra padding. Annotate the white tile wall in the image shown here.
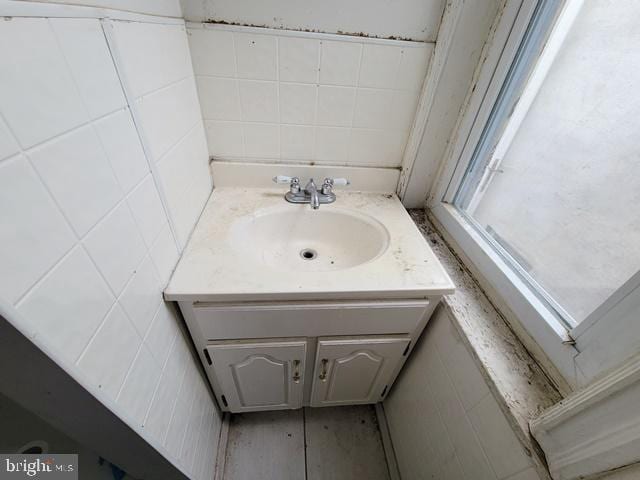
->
[0,17,87,148]
[384,308,540,480]
[49,18,127,119]
[77,303,141,399]
[0,155,76,304]
[28,125,123,236]
[111,20,212,249]
[94,109,149,194]
[188,24,434,167]
[0,17,219,480]
[83,202,147,295]
[0,118,19,161]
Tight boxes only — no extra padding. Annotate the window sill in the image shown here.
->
[409,209,562,479]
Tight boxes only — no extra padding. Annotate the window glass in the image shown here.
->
[455,1,640,325]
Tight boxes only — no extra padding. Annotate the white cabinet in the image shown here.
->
[205,339,306,412]
[182,298,438,412]
[310,337,410,407]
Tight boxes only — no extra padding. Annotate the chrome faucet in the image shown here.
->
[306,178,320,209]
[273,175,350,209]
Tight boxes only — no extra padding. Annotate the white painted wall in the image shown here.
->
[189,23,432,169]
[400,0,503,207]
[0,13,218,480]
[180,0,445,42]
[17,0,182,17]
[385,307,542,480]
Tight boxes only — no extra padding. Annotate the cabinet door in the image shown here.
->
[206,339,306,412]
[310,337,410,407]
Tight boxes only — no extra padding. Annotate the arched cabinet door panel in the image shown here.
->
[310,337,410,407]
[206,339,306,412]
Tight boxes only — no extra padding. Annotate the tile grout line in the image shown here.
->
[311,40,322,161]
[46,19,131,230]
[230,33,246,159]
[141,329,180,429]
[192,72,423,92]
[275,36,282,161]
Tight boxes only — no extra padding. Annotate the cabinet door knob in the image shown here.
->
[319,358,328,382]
[292,359,301,383]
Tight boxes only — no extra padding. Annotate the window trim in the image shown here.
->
[431,0,640,389]
[428,0,588,387]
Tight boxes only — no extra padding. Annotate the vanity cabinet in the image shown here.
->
[204,334,411,412]
[206,339,306,412]
[165,189,456,413]
[179,298,440,413]
[310,337,410,407]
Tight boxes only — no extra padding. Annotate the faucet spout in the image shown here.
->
[305,178,320,210]
[310,190,320,209]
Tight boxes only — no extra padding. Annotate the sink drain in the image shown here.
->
[300,248,318,260]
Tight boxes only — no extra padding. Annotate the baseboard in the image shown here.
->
[214,413,231,480]
[375,403,402,480]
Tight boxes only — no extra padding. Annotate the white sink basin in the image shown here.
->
[164,188,455,301]
[229,207,390,271]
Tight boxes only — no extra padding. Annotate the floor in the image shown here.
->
[223,405,391,480]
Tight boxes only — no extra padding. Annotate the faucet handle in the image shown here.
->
[273,175,301,194]
[322,177,350,188]
[321,177,350,195]
[273,175,297,184]
[331,178,350,186]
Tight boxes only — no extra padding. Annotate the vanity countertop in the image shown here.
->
[164,188,454,302]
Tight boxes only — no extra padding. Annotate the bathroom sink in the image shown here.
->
[165,188,455,301]
[229,207,390,271]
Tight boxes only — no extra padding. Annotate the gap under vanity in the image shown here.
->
[2,1,640,480]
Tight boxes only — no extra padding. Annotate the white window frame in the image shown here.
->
[428,0,640,389]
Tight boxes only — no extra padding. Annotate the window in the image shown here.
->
[431,0,640,387]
